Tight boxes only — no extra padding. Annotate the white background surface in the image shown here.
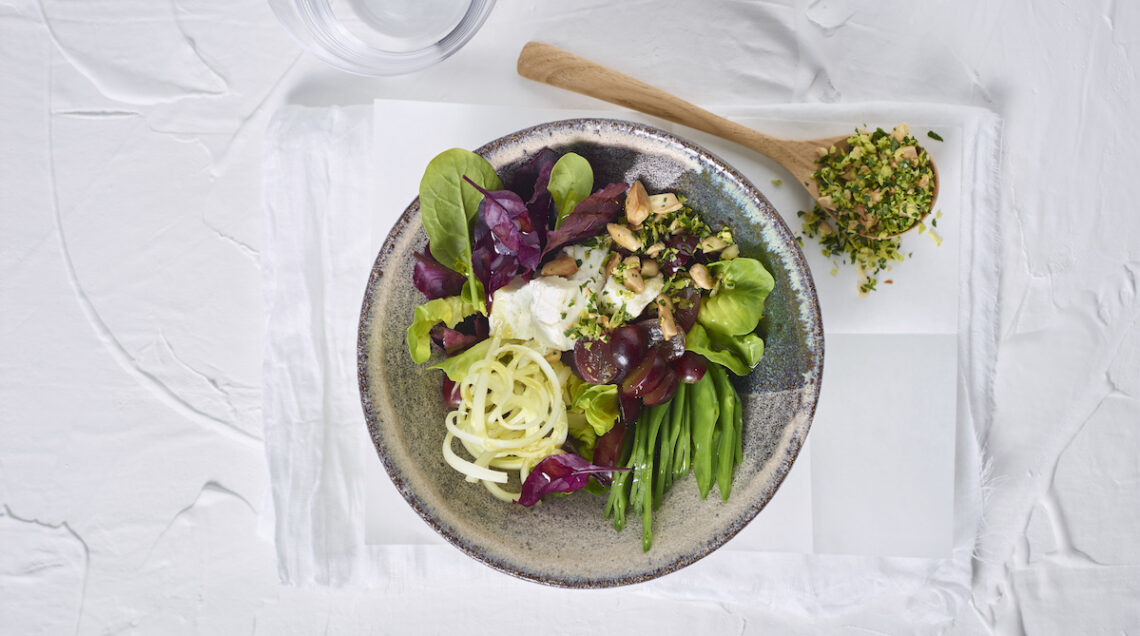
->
[2,0,1139,634]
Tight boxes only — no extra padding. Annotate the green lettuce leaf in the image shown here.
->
[567,413,598,462]
[547,152,593,228]
[570,383,620,437]
[429,338,493,381]
[697,258,775,336]
[406,296,477,364]
[686,323,765,376]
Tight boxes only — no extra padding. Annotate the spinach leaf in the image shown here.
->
[406,296,478,364]
[547,152,593,228]
[697,258,775,336]
[418,148,502,313]
[460,277,486,318]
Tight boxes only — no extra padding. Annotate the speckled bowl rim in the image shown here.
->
[358,118,824,588]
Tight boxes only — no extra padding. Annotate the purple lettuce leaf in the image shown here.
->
[516,453,628,507]
[413,245,466,300]
[429,314,489,356]
[509,147,560,201]
[471,220,521,304]
[464,176,543,272]
[517,149,558,243]
[542,182,629,257]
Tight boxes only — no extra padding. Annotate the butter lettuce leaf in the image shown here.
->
[429,338,493,381]
[686,323,765,376]
[570,383,620,437]
[567,413,598,462]
[406,296,477,364]
[697,258,775,336]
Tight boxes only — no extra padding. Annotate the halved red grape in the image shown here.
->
[636,318,664,350]
[619,391,641,423]
[621,351,669,399]
[642,367,679,406]
[610,325,648,372]
[658,331,687,361]
[442,377,462,407]
[573,339,620,385]
[593,419,627,468]
[673,351,707,384]
[673,287,701,333]
[661,233,698,275]
[635,316,686,361]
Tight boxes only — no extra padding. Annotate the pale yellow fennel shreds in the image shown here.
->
[442,337,570,502]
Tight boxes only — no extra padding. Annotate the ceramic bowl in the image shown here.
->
[358,119,823,587]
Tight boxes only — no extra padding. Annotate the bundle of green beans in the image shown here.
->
[603,365,744,551]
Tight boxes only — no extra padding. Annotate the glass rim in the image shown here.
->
[269,0,496,76]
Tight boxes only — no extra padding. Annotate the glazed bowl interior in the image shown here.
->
[358,119,823,587]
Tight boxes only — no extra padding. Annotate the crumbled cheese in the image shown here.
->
[488,243,611,352]
[599,273,664,320]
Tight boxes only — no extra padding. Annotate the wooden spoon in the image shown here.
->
[517,41,938,239]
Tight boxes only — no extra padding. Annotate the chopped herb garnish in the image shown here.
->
[812,123,936,238]
[927,130,944,142]
[798,204,908,296]
[771,179,783,187]
[797,123,942,294]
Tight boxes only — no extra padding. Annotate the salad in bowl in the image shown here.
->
[358,119,822,586]
[405,145,775,551]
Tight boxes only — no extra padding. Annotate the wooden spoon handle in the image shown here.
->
[517,42,817,181]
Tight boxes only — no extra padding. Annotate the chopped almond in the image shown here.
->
[607,223,643,251]
[656,296,678,339]
[690,263,714,290]
[540,254,578,276]
[625,180,651,227]
[698,235,729,252]
[649,193,683,215]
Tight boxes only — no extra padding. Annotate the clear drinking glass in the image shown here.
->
[269,0,496,76]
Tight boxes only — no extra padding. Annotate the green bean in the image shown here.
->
[641,403,667,552]
[711,365,737,501]
[607,470,630,531]
[656,384,686,507]
[689,372,719,499]
[653,425,669,510]
[605,420,636,531]
[628,409,649,516]
[673,386,691,480]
